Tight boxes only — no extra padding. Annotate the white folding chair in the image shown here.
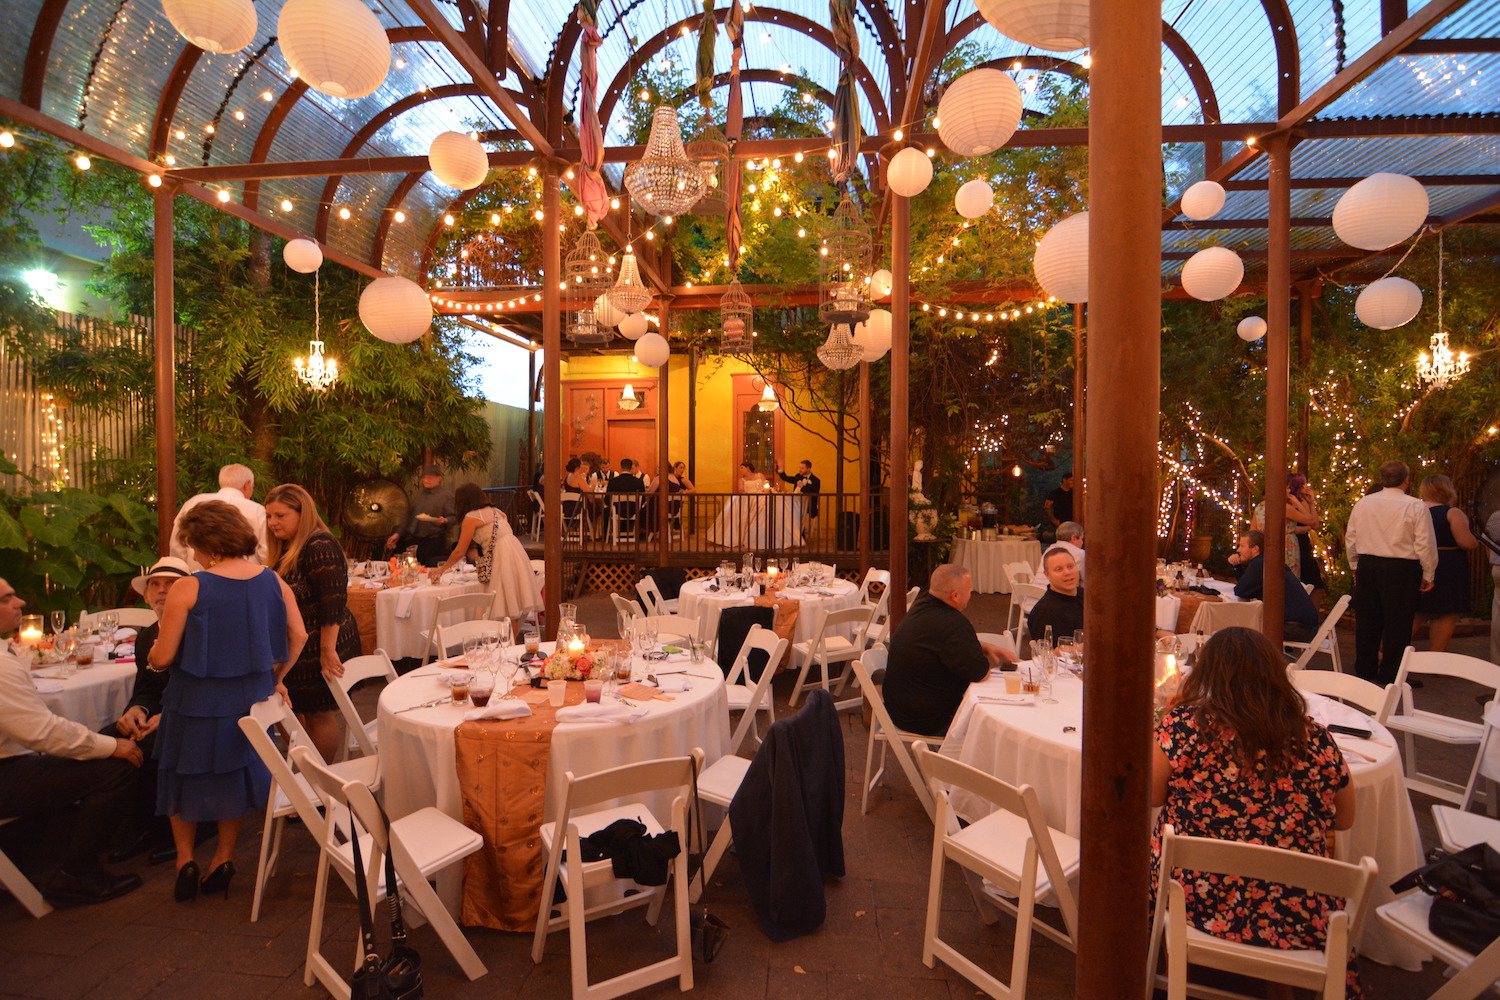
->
[904,585,920,611]
[561,491,586,543]
[912,742,1079,1000]
[788,606,876,710]
[530,756,695,1000]
[1007,582,1046,634]
[1379,647,1500,805]
[689,745,748,904]
[432,618,510,661]
[1433,704,1500,854]
[1379,891,1500,1000]
[855,567,891,609]
[607,497,639,543]
[1290,669,1397,719]
[80,607,158,630]
[0,817,50,918]
[635,575,679,616]
[325,650,397,760]
[609,593,643,626]
[852,646,936,819]
[722,625,788,755]
[421,592,494,664]
[1189,599,1263,635]
[527,489,544,541]
[638,614,699,646]
[237,695,380,922]
[1005,561,1034,588]
[292,747,486,999]
[976,631,1019,660]
[1285,594,1352,673]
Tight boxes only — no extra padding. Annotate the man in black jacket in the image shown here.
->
[1027,547,1085,642]
[1227,530,1320,642]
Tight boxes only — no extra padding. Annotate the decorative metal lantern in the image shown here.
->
[719,279,753,353]
[818,198,872,327]
[684,123,729,216]
[565,230,612,344]
[607,251,652,315]
[623,106,707,218]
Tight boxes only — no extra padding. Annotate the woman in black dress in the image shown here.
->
[1287,474,1325,605]
[1415,474,1478,652]
[264,483,361,762]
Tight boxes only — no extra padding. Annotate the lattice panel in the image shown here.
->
[583,561,639,596]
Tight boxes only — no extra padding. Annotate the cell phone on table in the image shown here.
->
[1327,723,1373,739]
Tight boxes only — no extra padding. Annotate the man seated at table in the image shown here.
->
[1030,521,1084,590]
[0,577,145,905]
[1227,529,1320,643]
[883,564,1014,738]
[1028,547,1084,642]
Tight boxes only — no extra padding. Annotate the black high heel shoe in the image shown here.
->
[174,861,201,903]
[199,861,235,899]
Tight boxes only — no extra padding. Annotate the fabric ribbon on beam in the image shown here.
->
[829,0,863,185]
[724,0,745,274]
[696,0,717,108]
[576,0,609,225]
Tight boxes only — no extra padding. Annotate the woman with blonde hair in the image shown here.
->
[263,484,360,762]
[1415,474,1478,652]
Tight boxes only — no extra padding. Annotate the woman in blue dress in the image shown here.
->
[150,500,307,902]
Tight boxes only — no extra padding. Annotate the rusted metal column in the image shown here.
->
[541,166,562,639]
[888,189,910,625]
[1072,305,1086,525]
[1262,133,1295,651]
[657,294,671,568]
[858,360,871,574]
[153,183,178,554]
[1077,3,1160,997]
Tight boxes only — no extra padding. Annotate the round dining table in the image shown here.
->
[938,670,1428,970]
[31,661,136,732]
[368,577,485,660]
[678,576,860,646]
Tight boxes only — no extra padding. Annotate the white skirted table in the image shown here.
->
[678,576,860,646]
[371,578,485,660]
[31,661,136,732]
[951,537,1042,594]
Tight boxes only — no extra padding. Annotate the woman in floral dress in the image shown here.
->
[1152,627,1358,997]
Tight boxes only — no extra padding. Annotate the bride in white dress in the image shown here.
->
[709,462,796,548]
[428,483,541,618]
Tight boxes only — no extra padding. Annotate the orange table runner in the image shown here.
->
[753,593,801,668]
[344,587,379,656]
[1174,592,1222,635]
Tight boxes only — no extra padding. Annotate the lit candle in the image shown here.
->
[18,626,43,648]
[568,637,585,655]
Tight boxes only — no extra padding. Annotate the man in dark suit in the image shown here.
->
[606,459,647,537]
[777,460,821,538]
[1227,530,1320,643]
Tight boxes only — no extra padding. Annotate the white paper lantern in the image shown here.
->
[886,147,933,198]
[1181,180,1226,221]
[937,69,1024,157]
[635,332,670,368]
[975,0,1089,51]
[278,0,391,100]
[853,309,893,362]
[163,0,258,53]
[955,180,996,220]
[1333,173,1430,251]
[282,238,322,273]
[428,131,488,190]
[1180,246,1244,302]
[618,312,649,340]
[593,293,624,329]
[1236,316,1267,342]
[1033,211,1089,303]
[358,276,431,343]
[1355,277,1423,330]
[869,268,893,300]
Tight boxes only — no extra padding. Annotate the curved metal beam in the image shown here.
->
[370,171,426,271]
[1260,0,1301,116]
[22,0,69,109]
[418,185,490,283]
[150,45,206,161]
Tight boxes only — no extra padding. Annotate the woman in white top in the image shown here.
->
[739,461,771,493]
[429,484,541,619]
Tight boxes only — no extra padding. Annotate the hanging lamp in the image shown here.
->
[565,229,612,344]
[624,106,707,218]
[756,381,779,412]
[618,383,642,410]
[817,324,864,371]
[1416,232,1470,389]
[293,270,338,391]
[818,197,873,327]
[608,247,653,315]
[684,122,729,216]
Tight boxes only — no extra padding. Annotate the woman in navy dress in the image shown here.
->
[151,500,306,902]
[1415,474,1479,651]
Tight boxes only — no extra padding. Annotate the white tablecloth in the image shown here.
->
[940,677,1427,969]
[1155,579,1241,632]
[372,580,486,659]
[952,537,1042,594]
[678,577,860,646]
[707,494,803,549]
[33,662,136,732]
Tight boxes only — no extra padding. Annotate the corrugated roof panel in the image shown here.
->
[1168,0,1281,121]
[1319,51,1499,118]
[0,0,45,102]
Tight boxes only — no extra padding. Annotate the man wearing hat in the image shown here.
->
[385,464,456,566]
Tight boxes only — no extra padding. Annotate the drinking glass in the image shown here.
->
[462,635,483,666]
[49,610,65,636]
[1054,636,1076,677]
[495,618,513,650]
[53,631,77,662]
[468,671,494,708]
[99,612,119,643]
[558,603,578,632]
[638,619,659,656]
[497,654,520,697]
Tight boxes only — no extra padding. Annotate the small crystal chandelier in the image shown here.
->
[1416,232,1470,389]
[618,383,642,410]
[757,381,779,411]
[624,106,707,218]
[817,323,864,371]
[293,270,338,391]
[719,279,753,353]
[608,247,653,315]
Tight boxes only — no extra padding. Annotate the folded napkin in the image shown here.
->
[654,675,691,693]
[113,643,135,661]
[620,682,673,701]
[32,665,74,680]
[462,701,532,722]
[31,678,64,693]
[555,703,643,724]
[362,580,386,590]
[394,588,418,619]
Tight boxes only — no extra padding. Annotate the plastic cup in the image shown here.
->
[1004,673,1022,695]
[584,678,604,704]
[548,679,567,707]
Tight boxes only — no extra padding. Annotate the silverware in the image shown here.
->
[395,697,449,714]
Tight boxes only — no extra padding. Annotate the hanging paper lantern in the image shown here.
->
[618,312,649,340]
[975,0,1089,51]
[278,0,391,100]
[1033,211,1089,303]
[886,147,933,198]
[593,293,624,329]
[1355,277,1423,330]
[937,69,1024,157]
[853,309,893,362]
[1180,246,1244,302]
[1333,173,1430,251]
[635,332,670,368]
[1236,316,1267,342]
[1181,180,1226,221]
[955,180,996,220]
[358,276,430,343]
[870,268,894,300]
[163,0,258,53]
[282,238,323,273]
[428,131,488,190]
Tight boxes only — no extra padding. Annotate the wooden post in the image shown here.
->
[1262,132,1295,651]
[1077,3,1160,996]
[153,183,178,555]
[889,187,910,625]
[526,346,537,482]
[541,166,562,640]
[1072,305,1086,525]
[858,360,871,574]
[657,293,671,568]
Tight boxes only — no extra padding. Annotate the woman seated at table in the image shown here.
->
[668,461,696,494]
[738,462,770,493]
[1152,627,1357,998]
[429,483,542,619]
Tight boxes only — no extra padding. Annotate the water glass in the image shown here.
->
[468,672,494,708]
[99,612,119,642]
[462,635,484,665]
[558,603,578,632]
[638,619,659,655]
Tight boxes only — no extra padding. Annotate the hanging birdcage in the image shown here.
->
[818,197,872,326]
[684,122,729,216]
[607,250,652,315]
[565,230,613,344]
[624,106,707,218]
[817,323,864,371]
[719,279,753,353]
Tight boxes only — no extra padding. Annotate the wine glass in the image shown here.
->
[497,652,520,698]
[638,618,659,657]
[462,634,484,668]
[53,631,77,662]
[99,612,119,644]
[49,610,65,637]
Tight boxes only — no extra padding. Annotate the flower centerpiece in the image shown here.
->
[544,633,599,680]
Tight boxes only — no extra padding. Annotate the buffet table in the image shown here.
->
[952,537,1042,594]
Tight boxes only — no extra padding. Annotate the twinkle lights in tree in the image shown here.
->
[35,393,70,489]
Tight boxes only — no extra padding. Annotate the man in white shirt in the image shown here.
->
[0,578,145,905]
[1031,521,1084,589]
[1345,460,1438,685]
[169,463,267,568]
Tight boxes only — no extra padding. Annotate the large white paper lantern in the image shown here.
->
[282,238,322,273]
[593,293,624,329]
[1333,173,1429,251]
[163,0,258,53]
[869,268,893,300]
[278,0,391,100]
[635,332,670,368]
[1033,211,1089,303]
[1181,180,1226,221]
[853,309,893,362]
[358,276,430,343]
[618,312,649,340]
[1180,246,1244,302]
[886,147,933,198]
[975,0,1089,51]
[937,69,1024,157]
[955,180,996,220]
[1236,316,1267,342]
[1355,277,1423,329]
[428,131,488,190]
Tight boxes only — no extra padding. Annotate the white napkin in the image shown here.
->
[555,703,643,724]
[114,627,137,641]
[655,675,691,693]
[462,701,532,722]
[395,589,418,619]
[362,580,386,590]
[31,678,64,693]
[113,643,135,662]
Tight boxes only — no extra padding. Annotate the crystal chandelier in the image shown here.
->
[757,381,779,411]
[618,383,642,410]
[565,229,612,344]
[1416,232,1470,389]
[608,248,653,315]
[719,279,753,353]
[293,270,338,391]
[817,323,864,371]
[624,106,707,217]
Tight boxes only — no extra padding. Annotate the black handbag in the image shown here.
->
[349,804,424,1000]
[476,510,496,585]
[1392,843,1500,955]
